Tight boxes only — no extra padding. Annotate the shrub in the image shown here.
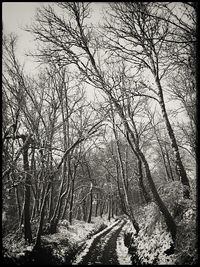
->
[128,202,176,264]
[131,181,197,265]
[174,209,197,265]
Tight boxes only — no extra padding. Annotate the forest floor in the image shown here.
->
[2,215,134,265]
[2,193,197,265]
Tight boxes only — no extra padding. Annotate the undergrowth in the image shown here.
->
[124,181,197,265]
[2,218,109,265]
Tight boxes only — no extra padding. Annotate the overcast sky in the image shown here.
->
[2,2,106,74]
[2,2,188,121]
[3,2,44,72]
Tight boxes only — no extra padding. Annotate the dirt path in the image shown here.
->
[77,220,126,265]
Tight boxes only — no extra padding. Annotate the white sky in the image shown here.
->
[2,2,106,74]
[2,2,189,120]
[2,2,107,101]
[3,2,42,69]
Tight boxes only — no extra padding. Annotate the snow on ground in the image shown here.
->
[73,218,121,265]
[86,220,124,265]
[116,220,135,265]
[123,219,136,236]
[42,216,113,246]
[60,220,96,243]
[41,216,114,263]
[92,215,116,227]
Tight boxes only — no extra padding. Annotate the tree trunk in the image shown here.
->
[49,182,71,233]
[100,199,106,218]
[61,162,72,220]
[22,137,32,243]
[61,198,68,220]
[153,128,172,182]
[126,131,151,203]
[31,198,36,221]
[137,157,151,203]
[95,193,99,217]
[107,196,111,221]
[49,178,65,233]
[115,130,140,234]
[47,186,53,220]
[87,183,93,223]
[69,178,75,224]
[164,142,175,181]
[76,206,82,220]
[59,166,76,224]
[49,160,70,233]
[82,199,87,222]
[15,186,21,223]
[38,184,45,212]
[138,150,177,242]
[155,76,190,198]
[116,162,128,214]
[111,196,114,218]
[115,202,118,216]
[115,102,177,241]
[19,205,24,230]
[110,101,140,233]
[48,82,71,230]
[34,182,51,249]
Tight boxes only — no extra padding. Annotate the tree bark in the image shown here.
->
[47,186,53,220]
[87,183,93,223]
[15,186,21,223]
[164,142,175,181]
[82,199,87,222]
[111,196,114,218]
[115,161,128,214]
[22,136,32,244]
[61,198,68,220]
[113,121,140,234]
[69,178,75,224]
[100,199,106,218]
[34,182,51,249]
[107,196,111,221]
[114,100,177,241]
[155,76,190,198]
[137,157,151,203]
[138,149,177,242]
[95,193,99,217]
[149,121,172,182]
[31,198,36,221]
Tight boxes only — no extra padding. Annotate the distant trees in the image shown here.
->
[2,33,103,247]
[3,34,38,243]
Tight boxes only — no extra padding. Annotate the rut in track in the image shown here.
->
[78,220,126,265]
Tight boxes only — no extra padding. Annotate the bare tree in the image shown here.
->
[28,2,178,241]
[103,2,193,198]
[34,119,102,248]
[111,102,140,233]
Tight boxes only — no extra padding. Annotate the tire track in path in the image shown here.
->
[78,220,126,265]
